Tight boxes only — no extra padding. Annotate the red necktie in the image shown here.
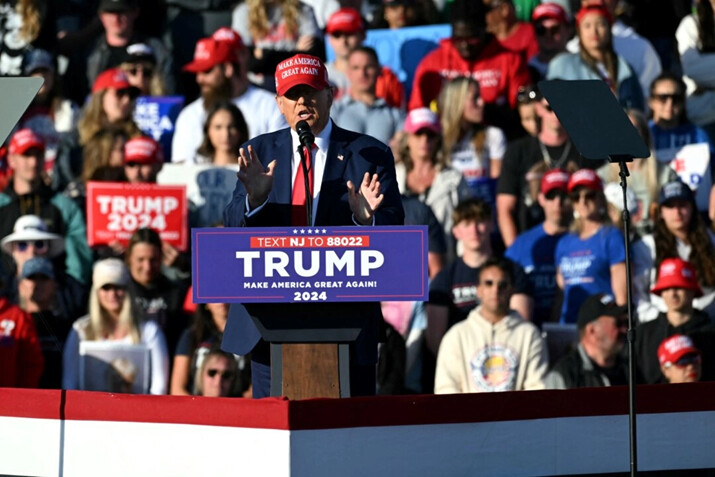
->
[291,144,315,226]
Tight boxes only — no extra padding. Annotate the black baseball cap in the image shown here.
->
[577,294,627,330]
[659,180,694,206]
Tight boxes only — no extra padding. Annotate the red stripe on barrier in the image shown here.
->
[2,383,715,430]
[0,388,63,419]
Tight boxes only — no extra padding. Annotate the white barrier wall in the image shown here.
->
[1,384,715,476]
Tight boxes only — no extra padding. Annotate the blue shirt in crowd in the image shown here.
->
[505,224,565,326]
[555,225,626,324]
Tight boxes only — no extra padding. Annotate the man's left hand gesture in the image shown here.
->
[347,172,384,225]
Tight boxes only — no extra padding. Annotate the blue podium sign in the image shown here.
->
[192,226,428,303]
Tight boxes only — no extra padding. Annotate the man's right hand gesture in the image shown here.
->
[237,145,276,209]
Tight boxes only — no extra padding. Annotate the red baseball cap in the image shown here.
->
[124,136,164,164]
[92,68,136,94]
[658,334,700,367]
[651,258,703,297]
[183,37,238,73]
[540,169,570,195]
[403,108,441,134]
[212,27,245,52]
[576,4,613,27]
[326,8,364,34]
[532,2,569,24]
[9,128,45,155]
[275,54,330,96]
[567,169,602,193]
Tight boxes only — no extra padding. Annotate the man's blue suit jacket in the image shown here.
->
[222,124,405,364]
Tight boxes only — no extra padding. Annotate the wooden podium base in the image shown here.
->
[281,344,339,399]
[271,343,351,399]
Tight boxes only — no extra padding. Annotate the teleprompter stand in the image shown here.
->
[539,80,650,477]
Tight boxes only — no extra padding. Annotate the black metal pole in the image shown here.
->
[615,158,638,476]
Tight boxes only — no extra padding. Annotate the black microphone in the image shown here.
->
[296,120,315,148]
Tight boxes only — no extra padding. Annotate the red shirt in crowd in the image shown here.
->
[408,37,531,111]
[0,297,44,388]
[376,66,405,109]
[497,22,539,63]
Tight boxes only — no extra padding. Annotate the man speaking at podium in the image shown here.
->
[224,54,404,398]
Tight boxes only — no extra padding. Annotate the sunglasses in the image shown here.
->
[480,279,511,291]
[115,88,137,99]
[14,240,48,252]
[125,161,142,168]
[330,31,356,39]
[535,24,561,37]
[99,284,125,292]
[545,190,568,201]
[570,190,597,202]
[651,93,683,104]
[673,354,701,368]
[206,369,235,380]
[414,129,439,139]
[126,65,154,77]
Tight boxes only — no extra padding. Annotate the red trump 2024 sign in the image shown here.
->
[86,181,188,251]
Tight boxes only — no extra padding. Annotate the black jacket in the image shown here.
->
[128,274,190,356]
[635,310,711,384]
[547,343,628,389]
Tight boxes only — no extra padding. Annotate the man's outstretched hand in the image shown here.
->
[347,172,384,225]
[237,145,276,209]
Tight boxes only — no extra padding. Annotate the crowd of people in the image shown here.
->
[1,0,715,398]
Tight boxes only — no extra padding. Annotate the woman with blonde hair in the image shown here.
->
[231,0,322,91]
[396,108,472,261]
[62,258,169,394]
[555,169,627,323]
[194,348,243,398]
[439,76,506,189]
[77,68,141,146]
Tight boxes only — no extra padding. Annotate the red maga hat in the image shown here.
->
[9,128,45,155]
[567,169,602,193]
[275,54,330,96]
[183,37,238,73]
[212,27,245,52]
[540,169,570,195]
[532,2,569,24]
[326,8,364,34]
[92,68,136,94]
[403,108,441,134]
[658,334,700,367]
[124,136,164,165]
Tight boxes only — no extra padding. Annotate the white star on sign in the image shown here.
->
[300,229,305,234]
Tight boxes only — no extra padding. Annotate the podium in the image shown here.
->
[193,226,429,399]
[244,302,371,399]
